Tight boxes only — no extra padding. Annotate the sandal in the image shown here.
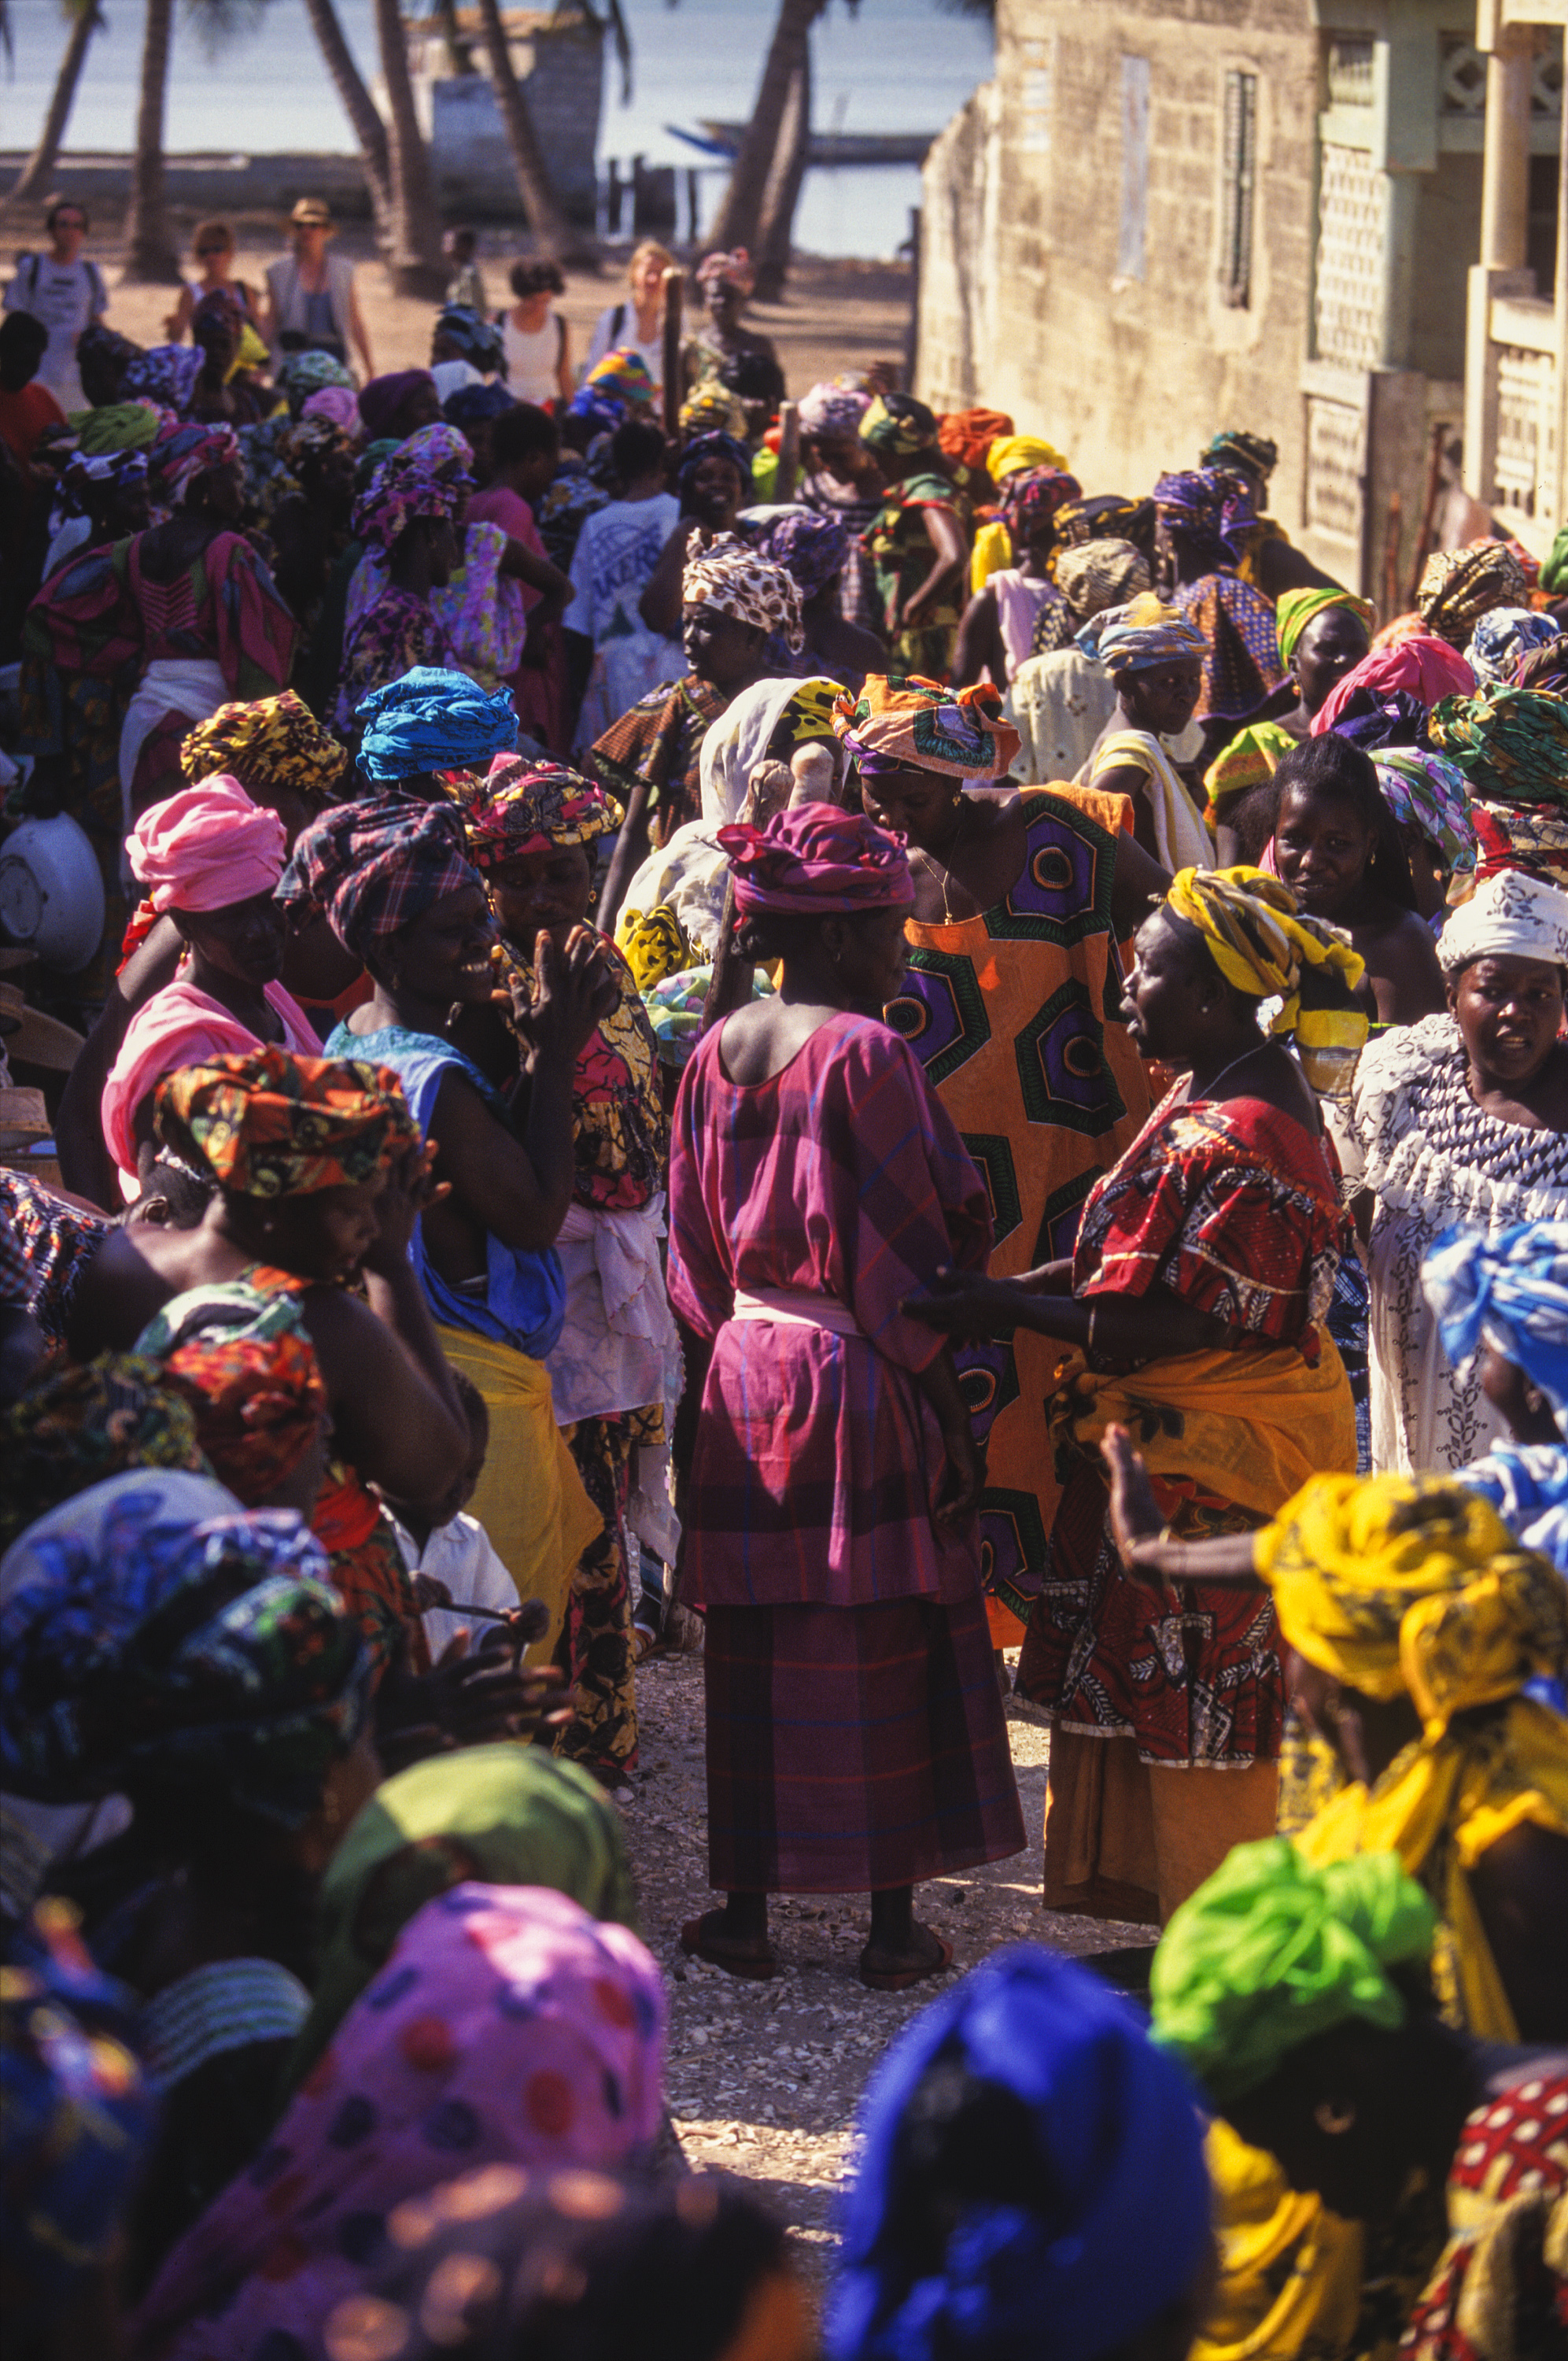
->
[859,1932,954,1993]
[680,1916,779,1982]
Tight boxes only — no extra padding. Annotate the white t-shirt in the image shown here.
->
[388,1506,521,1663]
[3,253,107,405]
[582,302,663,396]
[502,310,565,405]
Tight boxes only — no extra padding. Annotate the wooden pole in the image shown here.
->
[774,399,800,503]
[662,267,684,438]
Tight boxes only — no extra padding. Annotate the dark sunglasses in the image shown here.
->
[54,216,87,231]
[197,244,229,257]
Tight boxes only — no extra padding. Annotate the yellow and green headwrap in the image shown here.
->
[1274,587,1375,672]
[616,903,692,992]
[1256,1471,1568,1731]
[1201,721,1297,822]
[1164,864,1368,1092]
[1150,1840,1435,2106]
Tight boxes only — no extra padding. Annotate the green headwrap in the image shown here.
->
[283,1742,639,2092]
[1149,1840,1436,2107]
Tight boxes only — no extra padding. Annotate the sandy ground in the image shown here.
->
[623,1646,1153,2283]
[65,220,913,399]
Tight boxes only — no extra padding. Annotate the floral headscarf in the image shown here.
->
[1417,541,1531,648]
[799,379,871,439]
[678,379,749,438]
[682,531,802,652]
[179,689,351,804]
[1433,866,1568,975]
[1372,749,1477,879]
[0,1353,205,1554]
[0,1468,368,1824]
[833,674,1021,779]
[133,1884,666,2361]
[276,347,356,416]
[586,346,656,412]
[352,428,474,553]
[465,756,622,867]
[153,1290,329,1499]
[122,343,202,414]
[1076,593,1207,675]
[1464,606,1561,687]
[998,465,1082,543]
[1153,465,1256,560]
[280,797,484,963]
[155,1044,421,1198]
[1427,684,1568,810]
[859,391,939,458]
[1053,537,1152,626]
[147,417,240,508]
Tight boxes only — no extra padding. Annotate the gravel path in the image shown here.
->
[622,1649,1153,2277]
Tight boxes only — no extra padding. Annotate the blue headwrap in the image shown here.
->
[1462,1443,1568,1578]
[355,667,519,783]
[1463,606,1561,689]
[434,305,506,377]
[443,381,516,430]
[567,382,628,437]
[1424,1219,1568,1419]
[826,1946,1210,2361]
[2,1903,157,2334]
[678,430,753,501]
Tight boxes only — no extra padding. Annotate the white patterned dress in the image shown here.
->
[1342,1014,1568,1472]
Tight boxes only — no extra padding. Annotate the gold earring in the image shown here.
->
[1314,2099,1356,2137]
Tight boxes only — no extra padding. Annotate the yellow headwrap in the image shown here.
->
[1257,1472,1568,1730]
[987,434,1068,481]
[1273,587,1375,671]
[1164,865,1368,1096]
[615,903,692,992]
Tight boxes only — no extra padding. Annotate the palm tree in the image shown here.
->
[121,0,182,283]
[372,0,448,294]
[9,0,104,205]
[706,0,827,257]
[472,0,588,263]
[300,0,393,238]
[752,33,810,299]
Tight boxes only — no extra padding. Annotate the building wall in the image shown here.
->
[918,1,1323,530]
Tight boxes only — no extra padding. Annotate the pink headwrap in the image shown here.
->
[300,384,361,439]
[1312,634,1477,736]
[718,800,915,918]
[127,776,286,913]
[696,246,756,297]
[132,1885,666,2361]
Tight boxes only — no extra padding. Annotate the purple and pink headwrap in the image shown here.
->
[357,368,437,442]
[798,379,872,440]
[351,423,474,554]
[1153,465,1256,561]
[718,800,914,918]
[299,384,361,439]
[1311,634,1477,735]
[999,465,1083,544]
[131,1885,666,2361]
[127,777,286,913]
[743,504,851,601]
[147,418,240,509]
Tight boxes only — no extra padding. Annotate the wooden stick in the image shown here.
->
[773,397,800,503]
[662,267,684,439]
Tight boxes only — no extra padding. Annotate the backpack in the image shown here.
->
[16,251,108,318]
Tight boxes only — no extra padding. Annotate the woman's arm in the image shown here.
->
[639,517,700,637]
[597,778,652,938]
[1100,1422,1263,1585]
[1094,760,1163,863]
[952,586,1003,690]
[426,929,616,1253]
[913,1345,985,1528]
[898,504,967,632]
[556,313,574,405]
[498,534,572,601]
[347,279,375,382]
[1108,828,1173,938]
[902,1267,1236,1367]
[55,919,186,1206]
[164,285,194,342]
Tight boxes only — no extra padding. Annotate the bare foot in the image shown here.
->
[681,1912,778,1981]
[859,1922,954,1991]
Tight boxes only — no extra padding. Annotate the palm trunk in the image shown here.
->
[472,0,590,263]
[300,0,393,238]
[753,35,811,301]
[707,0,824,256]
[121,0,182,283]
[10,0,102,205]
[372,0,447,295]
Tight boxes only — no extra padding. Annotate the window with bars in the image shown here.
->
[1218,69,1258,309]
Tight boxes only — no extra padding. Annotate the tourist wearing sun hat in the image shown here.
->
[261,197,373,382]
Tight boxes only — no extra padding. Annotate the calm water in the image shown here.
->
[0,0,993,259]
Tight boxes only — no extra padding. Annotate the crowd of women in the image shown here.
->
[2,237,1566,2361]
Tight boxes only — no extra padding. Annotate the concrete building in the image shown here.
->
[916,1,1564,594]
[407,3,605,224]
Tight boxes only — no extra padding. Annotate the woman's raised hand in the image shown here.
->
[364,1142,448,1273]
[528,925,619,1060]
